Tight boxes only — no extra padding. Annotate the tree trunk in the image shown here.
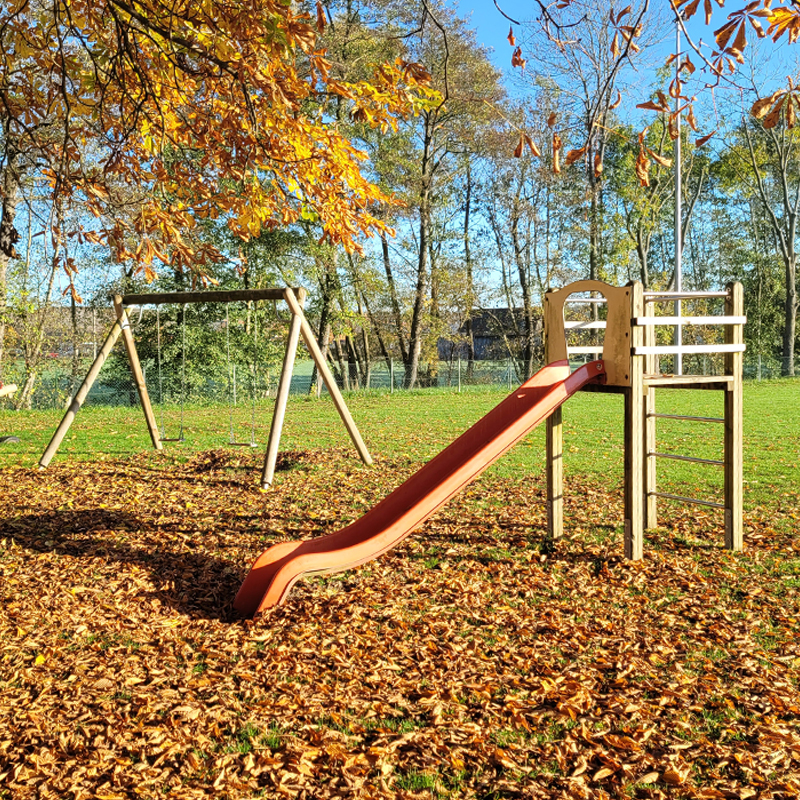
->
[308,246,337,394]
[14,201,62,410]
[463,157,476,380]
[782,258,797,376]
[381,233,408,365]
[510,189,535,380]
[405,114,434,389]
[0,155,21,379]
[636,227,650,290]
[0,254,8,381]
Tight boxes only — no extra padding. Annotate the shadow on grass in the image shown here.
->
[1,509,243,622]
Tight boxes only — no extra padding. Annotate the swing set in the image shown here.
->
[39,287,373,487]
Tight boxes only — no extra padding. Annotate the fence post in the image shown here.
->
[457,357,461,393]
[390,359,394,394]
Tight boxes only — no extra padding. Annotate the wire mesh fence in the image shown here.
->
[1,349,798,413]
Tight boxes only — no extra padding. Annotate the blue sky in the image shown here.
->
[455,2,520,67]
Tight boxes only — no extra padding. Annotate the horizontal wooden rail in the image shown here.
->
[633,344,745,355]
[633,315,746,326]
[648,451,724,466]
[565,320,607,329]
[649,491,725,510]
[643,375,734,387]
[644,291,729,300]
[648,413,724,423]
[567,346,605,354]
[565,297,607,304]
[121,288,301,305]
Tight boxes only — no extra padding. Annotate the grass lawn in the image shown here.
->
[0,379,798,799]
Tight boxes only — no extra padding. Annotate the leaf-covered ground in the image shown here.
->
[1,448,799,799]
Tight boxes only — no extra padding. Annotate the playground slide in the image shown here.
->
[234,359,606,616]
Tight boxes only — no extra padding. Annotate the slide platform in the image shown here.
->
[235,359,605,616]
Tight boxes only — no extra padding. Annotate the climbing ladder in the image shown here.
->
[543,280,744,558]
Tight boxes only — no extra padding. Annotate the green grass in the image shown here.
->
[1,377,798,508]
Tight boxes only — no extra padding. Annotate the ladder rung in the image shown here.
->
[648,413,724,423]
[649,492,725,509]
[648,451,724,466]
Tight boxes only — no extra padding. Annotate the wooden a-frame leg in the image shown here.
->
[546,408,563,540]
[39,318,125,468]
[261,302,303,488]
[113,295,162,451]
[282,287,373,467]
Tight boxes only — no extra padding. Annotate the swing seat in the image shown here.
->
[229,441,258,448]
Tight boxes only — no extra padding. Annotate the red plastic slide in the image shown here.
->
[235,359,605,616]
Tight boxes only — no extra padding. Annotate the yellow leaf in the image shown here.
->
[663,767,689,785]
[593,766,615,781]
[565,146,587,166]
[751,91,781,119]
[648,149,673,168]
[35,654,46,665]
[524,134,541,157]
[763,97,785,129]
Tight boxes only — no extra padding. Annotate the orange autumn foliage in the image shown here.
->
[0,0,437,276]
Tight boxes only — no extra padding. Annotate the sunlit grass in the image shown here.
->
[1,378,798,511]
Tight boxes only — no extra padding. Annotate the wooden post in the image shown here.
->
[113,295,162,451]
[261,294,304,488]
[39,318,124,468]
[644,299,658,530]
[546,409,564,540]
[624,282,645,560]
[282,288,373,467]
[724,282,744,551]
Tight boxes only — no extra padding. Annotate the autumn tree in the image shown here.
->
[369,0,503,387]
[482,102,574,379]
[0,0,434,291]
[508,0,666,286]
[607,116,708,289]
[724,115,800,375]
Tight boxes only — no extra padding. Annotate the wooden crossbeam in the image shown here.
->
[121,288,298,305]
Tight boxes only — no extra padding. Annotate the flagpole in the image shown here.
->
[674,17,683,375]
